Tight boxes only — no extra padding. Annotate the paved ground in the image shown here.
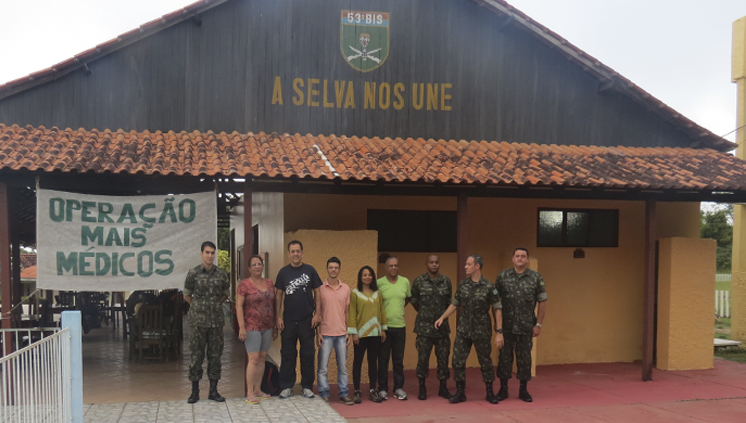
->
[83,396,346,423]
[331,360,746,423]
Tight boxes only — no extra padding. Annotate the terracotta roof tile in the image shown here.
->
[1,124,746,191]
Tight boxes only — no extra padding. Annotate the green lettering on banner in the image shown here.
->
[131,228,147,248]
[65,200,81,222]
[49,198,65,222]
[179,199,196,223]
[79,252,94,276]
[105,228,123,246]
[81,201,96,222]
[95,252,111,276]
[111,252,118,276]
[117,204,137,223]
[81,226,104,246]
[159,201,177,223]
[139,203,156,223]
[57,251,78,275]
[138,251,153,277]
[155,250,174,275]
[119,252,135,276]
[98,202,114,222]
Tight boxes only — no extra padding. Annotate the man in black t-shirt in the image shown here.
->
[275,240,323,399]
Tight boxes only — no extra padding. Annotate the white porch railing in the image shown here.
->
[0,327,71,423]
[0,311,83,423]
[0,328,60,358]
[716,290,731,318]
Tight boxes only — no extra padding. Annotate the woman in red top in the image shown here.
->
[236,255,277,403]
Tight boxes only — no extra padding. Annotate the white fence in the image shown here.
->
[0,327,71,423]
[716,290,731,318]
[715,274,731,318]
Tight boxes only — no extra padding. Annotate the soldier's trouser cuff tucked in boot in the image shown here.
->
[518,380,532,403]
[485,382,499,404]
[438,379,451,399]
[497,378,509,401]
[208,379,226,402]
[418,378,427,400]
[449,381,466,404]
[187,380,199,404]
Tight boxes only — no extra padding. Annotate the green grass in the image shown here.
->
[715,281,731,291]
[716,317,731,331]
[715,346,746,364]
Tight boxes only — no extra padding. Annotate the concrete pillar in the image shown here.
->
[657,237,716,370]
[731,16,746,343]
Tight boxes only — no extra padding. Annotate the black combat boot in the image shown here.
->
[438,379,452,399]
[518,380,533,403]
[449,381,466,404]
[187,381,199,404]
[418,378,427,400]
[208,379,226,402]
[496,378,509,401]
[485,382,499,404]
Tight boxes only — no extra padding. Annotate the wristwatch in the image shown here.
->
[535,323,542,328]
[495,328,503,333]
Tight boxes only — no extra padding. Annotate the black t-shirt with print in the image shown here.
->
[275,263,323,321]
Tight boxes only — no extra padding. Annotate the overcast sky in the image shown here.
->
[1,0,745,142]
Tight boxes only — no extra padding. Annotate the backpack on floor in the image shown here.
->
[261,361,281,396]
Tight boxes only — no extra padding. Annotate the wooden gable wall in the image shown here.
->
[0,0,697,148]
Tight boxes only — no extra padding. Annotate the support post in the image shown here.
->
[242,185,252,397]
[642,198,656,381]
[731,16,746,343]
[0,183,12,342]
[62,311,83,423]
[457,193,468,282]
[243,186,253,279]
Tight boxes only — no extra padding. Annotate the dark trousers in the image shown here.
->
[188,325,224,381]
[497,332,533,381]
[280,316,316,390]
[353,336,381,390]
[378,327,406,391]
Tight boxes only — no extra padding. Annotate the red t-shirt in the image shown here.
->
[237,278,276,331]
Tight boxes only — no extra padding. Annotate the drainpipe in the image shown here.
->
[731,16,746,343]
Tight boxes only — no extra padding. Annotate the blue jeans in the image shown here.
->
[317,335,349,398]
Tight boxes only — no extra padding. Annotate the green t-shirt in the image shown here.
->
[377,275,411,328]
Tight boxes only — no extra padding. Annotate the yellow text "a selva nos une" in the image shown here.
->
[271,77,453,111]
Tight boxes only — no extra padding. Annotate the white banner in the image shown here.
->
[36,188,217,291]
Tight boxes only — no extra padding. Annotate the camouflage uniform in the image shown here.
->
[411,273,452,381]
[451,276,501,383]
[495,268,547,382]
[184,264,230,382]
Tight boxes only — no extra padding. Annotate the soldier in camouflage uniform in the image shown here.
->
[494,247,547,403]
[411,255,453,400]
[183,241,230,404]
[434,255,501,404]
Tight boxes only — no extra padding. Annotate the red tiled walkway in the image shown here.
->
[331,360,746,423]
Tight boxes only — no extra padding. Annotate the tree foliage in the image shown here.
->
[700,206,733,272]
[218,249,231,273]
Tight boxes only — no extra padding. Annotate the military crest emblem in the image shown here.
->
[340,10,390,72]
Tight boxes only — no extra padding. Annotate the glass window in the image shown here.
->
[538,209,618,247]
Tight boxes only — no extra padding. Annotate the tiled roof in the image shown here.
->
[1,124,745,191]
[21,265,36,279]
[20,254,37,268]
[0,0,733,152]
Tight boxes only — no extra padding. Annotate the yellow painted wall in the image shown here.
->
[278,193,703,367]
[282,229,378,386]
[732,16,746,343]
[656,237,715,370]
